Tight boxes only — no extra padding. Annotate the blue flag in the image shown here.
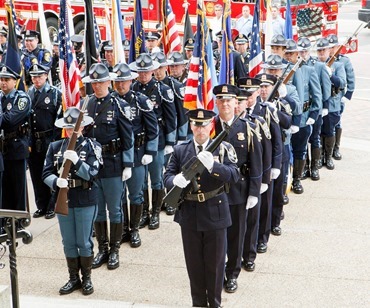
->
[285,0,293,39]
[128,0,146,64]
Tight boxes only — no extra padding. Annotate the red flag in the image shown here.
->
[161,0,182,55]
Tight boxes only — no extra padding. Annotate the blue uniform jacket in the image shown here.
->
[327,60,346,113]
[337,55,355,100]
[163,140,239,232]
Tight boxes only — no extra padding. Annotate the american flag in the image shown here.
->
[248,0,263,78]
[297,7,323,38]
[128,0,146,63]
[184,0,217,111]
[218,0,234,85]
[161,0,182,55]
[59,0,80,108]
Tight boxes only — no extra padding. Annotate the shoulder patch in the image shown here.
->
[166,89,174,101]
[18,98,28,111]
[44,51,51,62]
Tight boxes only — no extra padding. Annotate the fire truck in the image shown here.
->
[0,0,356,52]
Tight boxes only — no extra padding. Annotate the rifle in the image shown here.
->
[266,64,291,102]
[54,97,89,216]
[163,113,241,208]
[326,23,365,68]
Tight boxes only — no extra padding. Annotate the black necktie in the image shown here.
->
[246,107,251,115]
[223,122,230,131]
[34,91,40,102]
[197,145,203,154]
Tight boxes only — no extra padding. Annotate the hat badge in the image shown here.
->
[67,115,73,123]
[140,60,145,67]
[238,34,243,38]
[1,66,6,73]
[189,39,193,44]
[273,38,277,43]
[247,79,252,86]
[117,71,122,76]
[26,30,30,35]
[197,111,204,118]
[271,59,276,65]
[93,72,98,79]
[302,42,306,47]
[221,86,228,93]
[33,64,38,71]
[148,31,152,36]
[261,75,267,81]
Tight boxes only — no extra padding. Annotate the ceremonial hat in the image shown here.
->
[113,63,139,81]
[186,108,216,127]
[237,89,252,100]
[326,34,339,47]
[213,84,240,99]
[234,33,249,45]
[54,107,93,129]
[122,39,130,51]
[285,39,299,52]
[0,26,8,36]
[168,51,188,65]
[29,64,50,76]
[184,38,195,50]
[237,77,261,92]
[81,63,117,83]
[145,31,161,40]
[261,54,287,69]
[71,34,83,49]
[23,30,39,40]
[104,41,113,51]
[256,73,277,86]
[297,37,311,51]
[267,34,287,47]
[151,52,172,66]
[128,53,160,72]
[316,38,329,50]
[0,65,20,79]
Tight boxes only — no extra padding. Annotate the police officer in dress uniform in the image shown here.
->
[297,37,331,181]
[213,84,263,293]
[122,39,130,64]
[51,38,61,88]
[0,65,31,214]
[43,107,102,296]
[28,64,62,219]
[0,26,8,59]
[82,63,134,270]
[315,38,346,170]
[102,41,115,72]
[71,34,85,70]
[21,30,52,87]
[234,34,250,72]
[130,53,177,230]
[112,63,158,247]
[184,38,194,61]
[163,108,239,308]
[145,31,162,54]
[326,34,355,161]
[167,51,189,85]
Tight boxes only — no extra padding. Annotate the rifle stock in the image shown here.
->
[163,114,240,208]
[55,98,89,216]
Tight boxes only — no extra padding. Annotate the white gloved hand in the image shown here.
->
[306,117,315,125]
[197,151,214,172]
[122,167,132,181]
[164,145,174,155]
[278,84,287,98]
[322,108,329,117]
[271,168,281,180]
[173,173,190,188]
[341,96,350,104]
[246,196,258,209]
[290,125,299,134]
[56,178,68,188]
[177,140,187,145]
[141,154,153,165]
[265,101,276,110]
[260,183,268,194]
[325,65,332,77]
[64,150,79,165]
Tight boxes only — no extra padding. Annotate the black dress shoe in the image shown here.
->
[33,209,46,218]
[224,278,238,293]
[45,210,55,219]
[257,243,267,253]
[283,194,289,205]
[280,210,285,220]
[271,226,282,236]
[165,205,176,216]
[246,261,255,272]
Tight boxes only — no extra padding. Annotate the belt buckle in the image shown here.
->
[69,179,76,188]
[197,193,205,202]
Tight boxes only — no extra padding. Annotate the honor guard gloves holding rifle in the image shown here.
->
[325,65,332,77]
[246,196,258,209]
[271,168,281,180]
[322,108,329,117]
[57,178,68,188]
[306,118,315,125]
[278,84,287,98]
[122,168,132,181]
[197,151,214,172]
[173,173,190,188]
[164,145,174,155]
[141,154,153,165]
[64,150,79,165]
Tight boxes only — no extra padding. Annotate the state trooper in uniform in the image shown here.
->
[163,108,239,308]
[101,41,115,72]
[130,53,177,230]
[327,34,355,161]
[28,64,62,219]
[213,84,263,293]
[112,63,158,247]
[167,51,189,85]
[82,63,134,270]
[0,66,31,214]
[284,39,322,194]
[71,34,85,70]
[316,38,346,170]
[21,30,52,87]
[297,37,331,181]
[43,107,102,296]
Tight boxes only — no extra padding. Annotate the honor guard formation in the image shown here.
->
[0,16,355,308]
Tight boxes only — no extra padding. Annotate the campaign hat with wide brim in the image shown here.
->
[54,107,93,128]
[113,63,139,81]
[128,53,160,72]
[82,63,117,83]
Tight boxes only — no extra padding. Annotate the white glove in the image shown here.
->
[141,154,153,165]
[164,145,174,155]
[278,84,287,98]
[122,167,132,181]
[173,173,190,188]
[64,150,79,165]
[325,65,332,77]
[56,178,68,188]
[271,168,281,180]
[306,117,315,125]
[341,96,350,104]
[265,101,276,110]
[290,125,299,134]
[177,140,186,145]
[322,108,329,117]
[197,151,214,172]
[260,183,268,194]
[246,196,258,209]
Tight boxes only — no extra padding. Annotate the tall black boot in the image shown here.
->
[139,190,150,229]
[318,136,326,169]
[333,127,342,160]
[80,256,94,295]
[108,222,123,270]
[301,155,310,180]
[325,136,336,170]
[149,189,164,230]
[92,221,109,269]
[310,147,321,181]
[121,202,130,243]
[130,204,143,248]
[59,257,82,295]
[292,159,305,194]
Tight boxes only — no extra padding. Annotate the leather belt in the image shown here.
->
[33,129,53,139]
[184,187,224,203]
[68,179,92,189]
[302,101,311,112]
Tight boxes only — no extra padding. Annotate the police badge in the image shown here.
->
[44,97,50,105]
[6,102,12,110]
